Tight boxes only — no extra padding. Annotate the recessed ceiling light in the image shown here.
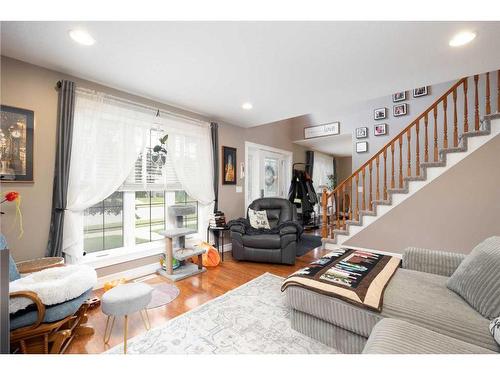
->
[242,102,253,110]
[449,31,476,47]
[69,29,95,46]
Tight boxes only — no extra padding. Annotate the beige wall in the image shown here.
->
[345,126,500,254]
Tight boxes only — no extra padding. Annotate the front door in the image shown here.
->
[245,143,292,209]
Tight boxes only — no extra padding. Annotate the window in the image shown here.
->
[83,190,198,253]
[135,191,166,244]
[83,192,124,253]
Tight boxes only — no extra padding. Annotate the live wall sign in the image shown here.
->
[303,122,340,139]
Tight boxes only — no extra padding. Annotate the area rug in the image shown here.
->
[105,273,337,354]
[296,234,323,257]
[147,283,180,309]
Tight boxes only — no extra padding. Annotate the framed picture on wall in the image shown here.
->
[222,146,237,185]
[355,127,368,139]
[0,105,34,182]
[392,91,407,102]
[413,86,429,98]
[374,107,387,120]
[356,141,368,153]
[393,103,408,117]
[374,123,387,136]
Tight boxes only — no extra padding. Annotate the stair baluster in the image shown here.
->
[474,74,480,130]
[368,161,373,211]
[464,79,469,133]
[383,149,387,200]
[433,107,439,161]
[355,174,360,220]
[342,184,346,229]
[390,142,395,188]
[424,113,429,163]
[406,128,411,177]
[376,155,380,201]
[453,89,458,147]
[334,191,339,234]
[398,135,403,188]
[362,168,366,211]
[416,121,420,176]
[497,70,500,112]
[486,72,491,115]
[443,97,448,149]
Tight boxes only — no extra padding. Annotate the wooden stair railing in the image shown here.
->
[322,69,500,239]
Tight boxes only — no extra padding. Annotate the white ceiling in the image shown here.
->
[1,21,500,127]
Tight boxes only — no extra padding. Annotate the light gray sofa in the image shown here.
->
[285,245,500,354]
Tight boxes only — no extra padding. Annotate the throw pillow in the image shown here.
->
[248,208,271,229]
[490,317,500,345]
[447,236,500,319]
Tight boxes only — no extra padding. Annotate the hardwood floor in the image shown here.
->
[68,247,327,354]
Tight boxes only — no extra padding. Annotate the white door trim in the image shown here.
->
[244,142,293,209]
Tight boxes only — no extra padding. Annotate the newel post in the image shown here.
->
[321,188,328,238]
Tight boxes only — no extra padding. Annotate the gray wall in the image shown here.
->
[345,124,500,254]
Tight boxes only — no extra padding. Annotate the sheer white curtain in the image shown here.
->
[163,117,215,239]
[63,90,153,263]
[312,151,334,191]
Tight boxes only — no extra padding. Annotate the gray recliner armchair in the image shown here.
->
[229,198,300,265]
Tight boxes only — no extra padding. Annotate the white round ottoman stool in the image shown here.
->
[102,283,153,353]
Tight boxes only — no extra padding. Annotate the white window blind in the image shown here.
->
[120,127,182,191]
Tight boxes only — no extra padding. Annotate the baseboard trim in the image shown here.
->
[95,262,159,290]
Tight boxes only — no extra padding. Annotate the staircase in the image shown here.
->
[321,70,500,249]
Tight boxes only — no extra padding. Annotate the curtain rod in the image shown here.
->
[57,80,209,126]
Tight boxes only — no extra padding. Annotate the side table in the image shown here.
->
[206,226,230,261]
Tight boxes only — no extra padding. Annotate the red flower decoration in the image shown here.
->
[4,191,20,202]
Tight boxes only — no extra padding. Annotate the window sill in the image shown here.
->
[81,241,166,269]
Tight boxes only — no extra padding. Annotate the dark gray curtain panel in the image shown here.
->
[305,151,314,177]
[210,122,219,212]
[46,80,75,257]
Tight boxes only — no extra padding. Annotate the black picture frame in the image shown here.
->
[0,105,34,183]
[413,86,429,98]
[222,146,237,185]
[392,91,407,102]
[393,103,408,117]
[374,107,387,120]
[355,127,368,139]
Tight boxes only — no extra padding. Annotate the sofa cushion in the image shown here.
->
[382,268,498,352]
[10,289,92,331]
[363,318,495,354]
[242,234,281,249]
[447,236,500,319]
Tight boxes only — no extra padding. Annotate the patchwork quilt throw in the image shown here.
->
[281,248,401,311]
